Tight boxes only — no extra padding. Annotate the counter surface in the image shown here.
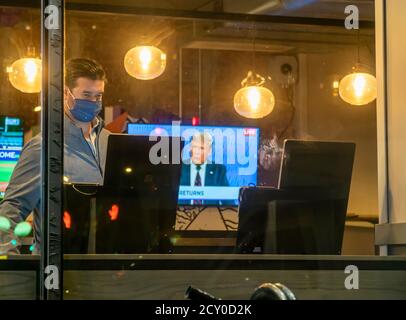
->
[2,255,406,300]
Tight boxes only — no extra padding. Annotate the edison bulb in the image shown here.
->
[339,72,377,106]
[124,45,167,80]
[8,58,42,93]
[234,86,275,119]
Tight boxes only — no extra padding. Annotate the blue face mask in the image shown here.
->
[68,92,102,123]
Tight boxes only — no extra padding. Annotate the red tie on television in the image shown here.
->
[193,165,203,205]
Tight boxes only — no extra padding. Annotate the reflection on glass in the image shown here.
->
[0,216,33,255]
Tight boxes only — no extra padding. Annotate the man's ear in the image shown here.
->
[64,85,70,97]
[63,86,68,101]
[64,86,73,108]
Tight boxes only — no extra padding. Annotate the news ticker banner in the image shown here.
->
[0,147,21,162]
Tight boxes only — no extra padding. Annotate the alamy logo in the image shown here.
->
[344,265,359,290]
[44,5,59,30]
[148,121,258,176]
[345,5,359,30]
[44,265,59,290]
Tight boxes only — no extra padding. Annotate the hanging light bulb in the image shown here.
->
[7,46,41,93]
[7,46,42,93]
[339,69,377,106]
[234,71,275,119]
[338,30,377,106]
[8,57,42,93]
[124,45,167,80]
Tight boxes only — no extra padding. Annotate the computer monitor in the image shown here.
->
[0,117,24,199]
[236,140,356,255]
[128,123,259,206]
[63,134,183,254]
[99,134,183,253]
[278,139,355,195]
[103,134,182,191]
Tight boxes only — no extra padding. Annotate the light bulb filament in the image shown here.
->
[24,60,38,83]
[248,87,260,111]
[139,47,152,71]
[353,74,366,98]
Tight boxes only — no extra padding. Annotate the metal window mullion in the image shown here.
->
[40,0,64,300]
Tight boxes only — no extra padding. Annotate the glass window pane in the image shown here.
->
[0,5,41,300]
[61,1,389,299]
[0,0,399,301]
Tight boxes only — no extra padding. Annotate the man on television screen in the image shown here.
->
[180,132,229,188]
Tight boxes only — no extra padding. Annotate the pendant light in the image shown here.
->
[7,15,41,93]
[338,64,377,106]
[7,45,41,93]
[338,30,377,106]
[124,44,167,80]
[234,71,275,119]
[233,26,275,119]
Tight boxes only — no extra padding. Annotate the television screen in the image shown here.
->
[128,123,259,206]
[0,117,24,199]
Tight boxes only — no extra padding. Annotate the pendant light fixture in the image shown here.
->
[338,64,377,106]
[233,25,275,119]
[7,46,41,94]
[234,71,275,119]
[7,15,41,93]
[124,44,167,80]
[338,30,377,106]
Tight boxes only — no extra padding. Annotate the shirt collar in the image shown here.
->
[192,162,207,168]
[91,117,101,133]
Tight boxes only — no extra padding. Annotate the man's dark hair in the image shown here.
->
[65,58,107,89]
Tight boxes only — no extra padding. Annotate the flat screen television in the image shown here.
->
[0,116,24,199]
[128,123,259,206]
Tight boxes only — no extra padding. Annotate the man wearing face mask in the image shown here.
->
[0,58,110,253]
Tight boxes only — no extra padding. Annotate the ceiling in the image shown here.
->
[0,0,376,55]
[223,0,375,21]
